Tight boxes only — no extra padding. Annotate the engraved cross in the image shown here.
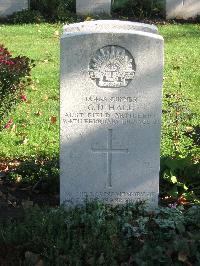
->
[91,129,128,188]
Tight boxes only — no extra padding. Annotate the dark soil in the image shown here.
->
[0,176,59,220]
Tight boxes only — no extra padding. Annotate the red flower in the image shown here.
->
[0,59,14,65]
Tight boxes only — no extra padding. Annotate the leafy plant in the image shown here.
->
[0,45,34,126]
[30,0,76,22]
[112,0,164,19]
[160,157,200,205]
[0,203,200,265]
[7,9,45,24]
[7,157,59,193]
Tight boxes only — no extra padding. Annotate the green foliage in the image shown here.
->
[160,157,200,204]
[30,0,76,22]
[0,45,34,126]
[7,9,45,24]
[112,0,164,18]
[0,203,200,265]
[7,157,59,193]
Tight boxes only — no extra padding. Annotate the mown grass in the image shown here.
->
[0,23,199,159]
[160,23,200,158]
[0,23,199,200]
[0,23,60,158]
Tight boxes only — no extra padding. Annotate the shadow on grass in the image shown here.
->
[0,156,59,219]
[5,156,59,193]
[3,155,199,202]
[0,154,199,221]
[185,125,200,146]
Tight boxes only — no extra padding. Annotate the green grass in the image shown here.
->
[160,24,200,158]
[0,23,199,159]
[0,23,61,158]
[0,23,199,200]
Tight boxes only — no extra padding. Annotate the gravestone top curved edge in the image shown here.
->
[63,20,158,35]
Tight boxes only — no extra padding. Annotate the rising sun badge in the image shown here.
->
[89,45,136,88]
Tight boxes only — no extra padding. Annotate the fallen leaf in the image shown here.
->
[16,175,22,183]
[20,137,29,145]
[178,196,188,205]
[178,251,188,262]
[35,111,42,116]
[171,175,177,184]
[54,30,59,37]
[85,16,93,21]
[4,119,13,129]
[30,84,37,91]
[43,95,49,101]
[185,126,194,133]
[35,260,44,266]
[0,163,9,172]
[50,116,57,124]
[21,95,27,102]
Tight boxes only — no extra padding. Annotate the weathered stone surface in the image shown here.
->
[63,20,158,35]
[0,0,28,17]
[166,0,200,19]
[76,0,111,15]
[60,20,164,206]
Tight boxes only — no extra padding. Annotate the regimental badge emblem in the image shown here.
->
[89,45,136,88]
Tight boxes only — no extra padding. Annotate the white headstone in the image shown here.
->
[166,0,200,19]
[60,20,164,207]
[76,0,111,15]
[0,0,28,17]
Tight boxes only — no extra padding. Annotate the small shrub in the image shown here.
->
[0,203,200,265]
[30,0,76,22]
[196,15,200,22]
[57,6,78,23]
[0,45,34,125]
[7,9,44,24]
[112,0,164,19]
[7,157,59,193]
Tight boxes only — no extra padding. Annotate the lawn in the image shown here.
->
[0,22,199,197]
[0,23,60,159]
[161,23,200,159]
[0,23,199,159]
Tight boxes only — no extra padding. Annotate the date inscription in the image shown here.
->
[63,95,160,126]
